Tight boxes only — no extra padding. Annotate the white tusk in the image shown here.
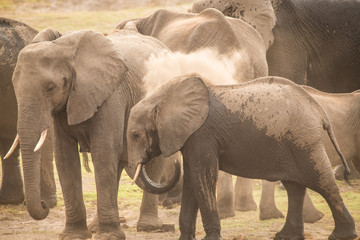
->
[34,129,48,152]
[131,163,142,185]
[4,134,19,159]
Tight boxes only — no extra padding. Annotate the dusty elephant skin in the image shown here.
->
[230,86,360,224]
[192,0,360,93]
[126,74,357,240]
[0,18,56,207]
[116,8,269,83]
[12,28,180,240]
[191,0,360,222]
[117,9,271,220]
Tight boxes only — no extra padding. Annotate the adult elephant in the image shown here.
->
[10,28,180,239]
[116,8,270,83]
[126,74,357,240]
[192,0,360,222]
[0,18,56,207]
[192,0,360,92]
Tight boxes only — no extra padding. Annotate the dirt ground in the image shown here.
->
[0,172,359,240]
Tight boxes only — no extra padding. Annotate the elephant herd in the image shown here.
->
[1,0,360,239]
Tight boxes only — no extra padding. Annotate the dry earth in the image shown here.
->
[0,171,359,240]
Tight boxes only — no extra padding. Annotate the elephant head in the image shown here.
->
[192,0,276,49]
[11,28,127,220]
[127,74,209,193]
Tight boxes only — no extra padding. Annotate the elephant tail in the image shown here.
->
[81,152,92,173]
[323,119,351,185]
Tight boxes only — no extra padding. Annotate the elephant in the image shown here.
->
[192,0,360,93]
[116,8,270,83]
[10,27,180,239]
[116,8,271,218]
[191,0,360,221]
[0,18,56,207]
[216,85,360,223]
[126,74,357,240]
[258,86,360,221]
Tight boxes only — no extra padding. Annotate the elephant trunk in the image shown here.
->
[17,103,50,220]
[125,157,181,195]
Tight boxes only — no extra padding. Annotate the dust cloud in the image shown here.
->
[143,49,243,96]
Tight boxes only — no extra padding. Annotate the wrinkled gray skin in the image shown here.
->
[259,87,360,224]
[0,18,56,207]
[12,28,179,240]
[192,0,360,93]
[192,0,360,222]
[116,8,269,83]
[116,8,270,220]
[127,74,357,240]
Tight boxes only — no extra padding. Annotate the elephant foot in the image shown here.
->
[302,208,324,223]
[0,189,24,205]
[179,234,196,240]
[202,235,222,240]
[259,206,284,220]
[234,197,257,212]
[328,229,358,240]
[218,204,235,219]
[137,215,163,232]
[274,231,304,240]
[59,229,92,240]
[94,230,126,240]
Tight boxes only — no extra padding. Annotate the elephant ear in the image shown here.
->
[57,30,128,125]
[32,28,62,43]
[153,74,210,157]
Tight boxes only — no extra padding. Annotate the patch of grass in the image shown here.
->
[0,4,192,33]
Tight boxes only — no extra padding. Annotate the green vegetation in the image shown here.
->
[0,2,192,33]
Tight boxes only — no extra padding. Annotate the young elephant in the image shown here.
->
[127,74,357,240]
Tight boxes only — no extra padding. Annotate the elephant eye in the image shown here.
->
[62,77,68,87]
[46,83,57,92]
[132,132,140,140]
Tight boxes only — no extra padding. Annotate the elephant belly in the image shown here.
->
[218,128,304,182]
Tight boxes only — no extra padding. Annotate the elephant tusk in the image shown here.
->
[4,134,19,159]
[34,129,48,152]
[132,163,142,185]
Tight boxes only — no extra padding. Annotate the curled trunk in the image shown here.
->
[125,159,181,195]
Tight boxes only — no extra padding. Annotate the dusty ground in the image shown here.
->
[0,171,359,240]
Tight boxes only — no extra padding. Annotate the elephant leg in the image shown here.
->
[40,134,57,208]
[179,160,198,240]
[234,177,257,211]
[88,162,123,235]
[352,157,360,177]
[160,176,183,208]
[274,181,305,240]
[137,156,164,232]
[187,152,221,240]
[311,176,357,240]
[91,150,125,240]
[216,171,235,219]
[302,190,324,223]
[54,128,91,240]
[0,140,24,204]
[259,180,284,220]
